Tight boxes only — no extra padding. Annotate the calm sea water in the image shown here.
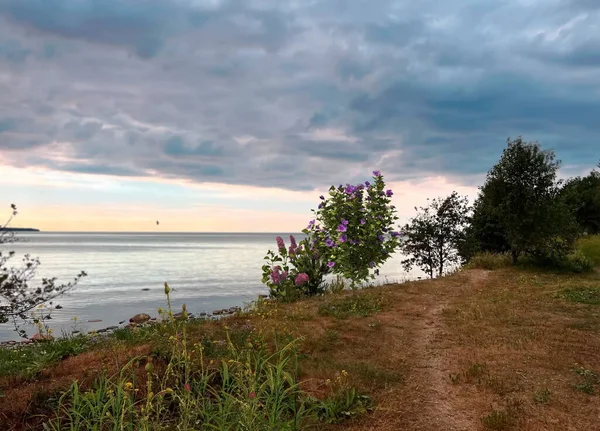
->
[0,233,422,341]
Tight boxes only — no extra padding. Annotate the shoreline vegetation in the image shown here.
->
[0,239,598,430]
[1,140,599,429]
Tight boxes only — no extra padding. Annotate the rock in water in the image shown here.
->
[129,313,151,324]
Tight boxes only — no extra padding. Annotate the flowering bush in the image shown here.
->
[261,235,330,299]
[304,171,401,286]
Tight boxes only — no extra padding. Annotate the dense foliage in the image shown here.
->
[305,171,401,286]
[401,192,470,278]
[561,162,600,235]
[262,235,330,300]
[464,137,578,264]
[0,204,87,337]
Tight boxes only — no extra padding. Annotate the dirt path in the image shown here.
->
[346,271,488,430]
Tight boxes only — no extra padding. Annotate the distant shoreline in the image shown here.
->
[0,227,40,232]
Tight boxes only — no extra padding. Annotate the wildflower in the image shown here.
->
[318,202,324,209]
[341,219,349,226]
[341,369,349,377]
[295,273,310,286]
[337,224,347,233]
[378,234,385,241]
[184,383,191,393]
[124,382,134,392]
[391,231,399,237]
[325,238,334,247]
[164,282,170,295]
[327,261,336,268]
[369,262,375,268]
[249,391,257,399]
[289,235,297,249]
[276,236,285,252]
[365,180,371,187]
[360,218,366,225]
[386,189,393,197]
[339,234,347,243]
[373,170,381,177]
[320,195,325,200]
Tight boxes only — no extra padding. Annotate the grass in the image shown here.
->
[557,287,600,305]
[466,252,513,270]
[577,235,600,266]
[318,292,383,319]
[0,335,92,380]
[3,266,600,430]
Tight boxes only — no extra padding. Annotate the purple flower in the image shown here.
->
[386,190,393,197]
[270,266,286,285]
[276,236,285,252]
[345,185,356,194]
[360,218,366,225]
[342,219,349,226]
[369,262,375,268]
[308,219,315,227]
[318,203,324,209]
[391,231,399,237]
[325,238,335,247]
[289,235,297,249]
[378,234,385,241]
[373,170,381,177]
[339,234,347,243]
[295,273,310,286]
[337,224,347,233]
[357,184,364,190]
[327,261,336,268]
[319,195,325,200]
[288,246,296,255]
[364,181,371,187]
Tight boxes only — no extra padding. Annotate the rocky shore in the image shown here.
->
[0,302,255,349]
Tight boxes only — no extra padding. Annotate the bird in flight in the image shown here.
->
[156,221,159,226]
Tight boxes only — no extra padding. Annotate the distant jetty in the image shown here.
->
[0,227,40,232]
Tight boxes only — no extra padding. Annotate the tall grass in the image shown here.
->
[43,283,367,430]
[577,235,600,267]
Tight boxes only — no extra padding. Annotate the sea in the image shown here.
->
[0,232,424,342]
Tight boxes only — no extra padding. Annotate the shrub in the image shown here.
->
[466,252,513,270]
[261,235,330,300]
[564,250,594,273]
[577,235,600,267]
[306,171,401,287]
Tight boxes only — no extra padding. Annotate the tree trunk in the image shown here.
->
[511,248,520,265]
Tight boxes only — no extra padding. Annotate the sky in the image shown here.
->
[0,0,598,232]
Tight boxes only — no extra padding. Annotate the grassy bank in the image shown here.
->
[2,262,600,430]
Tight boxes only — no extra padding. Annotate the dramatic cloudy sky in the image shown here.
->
[0,0,598,231]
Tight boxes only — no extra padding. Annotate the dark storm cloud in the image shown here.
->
[0,0,599,190]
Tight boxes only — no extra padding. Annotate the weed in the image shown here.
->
[571,366,599,395]
[481,399,522,430]
[318,293,382,319]
[533,388,551,404]
[558,288,600,305]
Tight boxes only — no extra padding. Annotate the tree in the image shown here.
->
[401,192,470,278]
[1,204,87,337]
[469,137,576,264]
[561,166,600,235]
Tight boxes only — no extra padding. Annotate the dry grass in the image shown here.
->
[2,267,600,430]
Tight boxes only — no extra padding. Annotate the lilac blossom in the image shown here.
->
[325,238,335,247]
[365,180,371,187]
[373,170,381,177]
[327,261,336,268]
[320,195,325,200]
[338,224,347,232]
[360,218,366,225]
[369,262,375,268]
[295,273,310,286]
[339,234,347,243]
[289,235,297,249]
[386,190,393,197]
[276,236,285,252]
[342,219,349,226]
[378,234,385,241]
